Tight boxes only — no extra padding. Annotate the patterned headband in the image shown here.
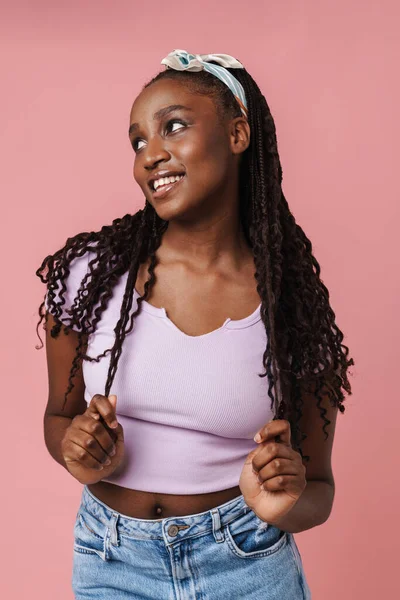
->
[160,49,248,120]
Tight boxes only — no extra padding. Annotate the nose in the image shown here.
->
[142,135,170,170]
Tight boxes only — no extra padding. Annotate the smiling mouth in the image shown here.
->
[151,174,186,199]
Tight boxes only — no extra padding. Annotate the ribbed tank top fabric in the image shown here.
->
[44,247,275,494]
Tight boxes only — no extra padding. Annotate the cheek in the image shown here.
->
[133,161,140,184]
[132,162,150,197]
[181,138,227,192]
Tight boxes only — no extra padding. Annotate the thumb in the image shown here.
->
[245,446,262,466]
[109,394,117,410]
[107,395,119,443]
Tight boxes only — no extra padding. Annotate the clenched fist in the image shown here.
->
[61,394,124,485]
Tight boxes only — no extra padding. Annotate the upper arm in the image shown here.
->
[297,376,339,485]
[44,312,87,419]
[43,247,94,418]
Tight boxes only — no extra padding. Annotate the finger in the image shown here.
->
[72,434,112,466]
[86,394,118,429]
[109,394,117,410]
[257,457,299,484]
[63,438,107,471]
[261,474,299,492]
[75,415,117,457]
[253,419,291,446]
[113,422,124,445]
[252,441,294,474]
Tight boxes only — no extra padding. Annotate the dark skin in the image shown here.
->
[45,78,337,522]
[92,79,254,518]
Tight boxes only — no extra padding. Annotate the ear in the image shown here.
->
[229,116,251,156]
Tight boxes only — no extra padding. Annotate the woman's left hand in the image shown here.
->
[239,419,307,526]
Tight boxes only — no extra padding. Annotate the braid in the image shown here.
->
[36,62,354,462]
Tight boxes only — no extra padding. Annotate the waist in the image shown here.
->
[82,483,246,526]
[86,481,243,519]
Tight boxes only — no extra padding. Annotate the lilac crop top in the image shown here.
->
[45,247,275,494]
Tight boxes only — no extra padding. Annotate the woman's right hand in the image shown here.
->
[61,394,124,485]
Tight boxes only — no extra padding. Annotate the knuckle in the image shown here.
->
[84,436,96,449]
[89,420,102,434]
[274,459,280,470]
[71,415,82,428]
[77,449,87,461]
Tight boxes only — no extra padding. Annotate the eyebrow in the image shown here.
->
[128,104,194,137]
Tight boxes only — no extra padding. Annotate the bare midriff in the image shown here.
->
[87,481,242,519]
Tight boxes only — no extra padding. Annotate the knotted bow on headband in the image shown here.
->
[160,49,248,120]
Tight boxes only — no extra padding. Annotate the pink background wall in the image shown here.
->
[1,1,398,598]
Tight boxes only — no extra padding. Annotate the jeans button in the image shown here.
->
[168,525,179,537]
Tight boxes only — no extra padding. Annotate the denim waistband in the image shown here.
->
[80,484,251,545]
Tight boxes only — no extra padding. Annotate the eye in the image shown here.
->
[166,118,186,133]
[132,118,186,152]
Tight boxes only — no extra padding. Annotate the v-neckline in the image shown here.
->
[134,288,262,339]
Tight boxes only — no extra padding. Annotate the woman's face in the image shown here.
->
[128,78,248,222]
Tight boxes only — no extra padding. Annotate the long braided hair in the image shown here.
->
[36,62,354,463]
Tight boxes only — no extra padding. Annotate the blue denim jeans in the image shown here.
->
[72,484,312,599]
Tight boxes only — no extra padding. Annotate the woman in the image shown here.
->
[37,49,354,599]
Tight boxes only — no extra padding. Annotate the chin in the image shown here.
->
[153,199,190,222]
[147,190,207,223]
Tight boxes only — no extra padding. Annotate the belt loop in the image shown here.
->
[107,512,120,547]
[211,508,225,543]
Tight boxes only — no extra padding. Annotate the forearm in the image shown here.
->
[43,414,73,471]
[269,479,335,534]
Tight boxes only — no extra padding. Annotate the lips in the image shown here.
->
[151,174,186,199]
[148,172,186,191]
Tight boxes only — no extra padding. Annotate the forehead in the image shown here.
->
[129,78,217,123]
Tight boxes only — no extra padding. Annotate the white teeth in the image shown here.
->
[153,174,184,190]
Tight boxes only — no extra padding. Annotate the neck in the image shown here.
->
[160,210,251,271]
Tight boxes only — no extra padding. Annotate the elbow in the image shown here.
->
[320,479,335,524]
